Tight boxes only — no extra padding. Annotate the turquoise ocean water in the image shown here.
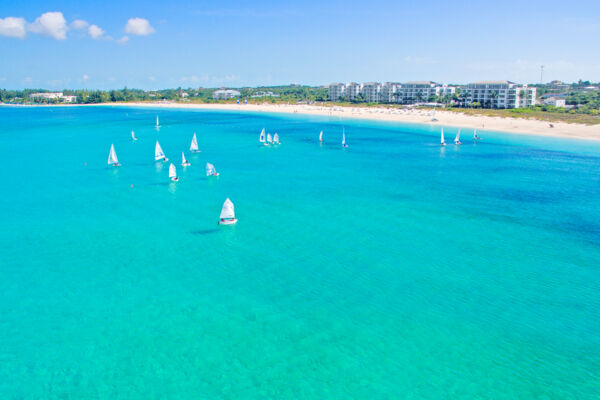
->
[0,105,599,399]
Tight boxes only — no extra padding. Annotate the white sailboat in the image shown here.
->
[181,152,190,166]
[273,133,280,144]
[259,128,266,143]
[319,130,323,142]
[454,129,462,145]
[206,162,219,177]
[131,130,138,141]
[107,144,120,166]
[190,133,200,153]
[474,129,481,140]
[342,129,348,148]
[155,115,160,128]
[440,128,446,146]
[169,163,178,181]
[155,140,168,162]
[218,198,237,225]
[266,133,273,144]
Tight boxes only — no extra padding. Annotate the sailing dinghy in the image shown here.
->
[266,133,273,145]
[108,144,120,166]
[155,141,168,162]
[342,129,348,148]
[169,163,178,181]
[259,128,266,143]
[131,130,138,141]
[206,162,219,177]
[181,152,191,166]
[218,198,237,225]
[319,130,323,143]
[440,129,446,146]
[190,133,200,153]
[474,130,481,140]
[155,115,160,128]
[454,129,462,145]
[273,133,280,144]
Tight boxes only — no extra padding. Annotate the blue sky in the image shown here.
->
[1,0,599,89]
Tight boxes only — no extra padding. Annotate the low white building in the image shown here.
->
[543,96,566,107]
[62,95,77,103]
[30,92,64,100]
[212,89,241,99]
[464,81,536,108]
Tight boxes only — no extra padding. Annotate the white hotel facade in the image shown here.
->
[328,80,536,108]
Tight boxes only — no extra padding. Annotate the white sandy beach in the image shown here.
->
[4,101,599,140]
[103,102,599,141]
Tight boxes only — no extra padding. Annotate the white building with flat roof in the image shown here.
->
[30,92,64,100]
[328,83,346,101]
[543,96,566,107]
[361,82,382,103]
[345,82,362,101]
[465,81,536,108]
[380,82,401,103]
[212,89,241,99]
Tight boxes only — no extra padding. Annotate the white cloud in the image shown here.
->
[83,74,89,81]
[116,35,129,44]
[88,24,104,39]
[71,19,88,30]
[0,17,27,39]
[124,18,155,36]
[28,12,68,40]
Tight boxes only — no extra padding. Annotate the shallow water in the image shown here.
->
[1,105,599,399]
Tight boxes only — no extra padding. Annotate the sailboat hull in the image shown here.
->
[219,218,237,225]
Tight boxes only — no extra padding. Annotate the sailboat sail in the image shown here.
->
[342,129,346,146]
[220,198,235,220]
[206,162,217,176]
[181,152,188,165]
[441,129,445,144]
[131,130,137,140]
[155,141,165,161]
[169,163,177,178]
[319,130,323,142]
[259,128,266,142]
[454,129,461,143]
[190,133,199,152]
[108,144,119,165]
[273,133,279,143]
[266,133,272,143]
[156,115,160,127]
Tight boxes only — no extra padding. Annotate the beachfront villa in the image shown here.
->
[29,92,78,103]
[212,89,241,99]
[464,81,536,109]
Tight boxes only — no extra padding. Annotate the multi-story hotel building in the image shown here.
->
[464,81,536,108]
[380,82,401,103]
[328,83,346,101]
[362,82,382,102]
[345,82,362,101]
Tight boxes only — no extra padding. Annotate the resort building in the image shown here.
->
[328,83,346,101]
[345,82,362,101]
[396,82,448,104]
[62,96,77,103]
[380,82,401,103]
[464,81,536,109]
[362,82,382,103]
[212,89,241,99]
[30,92,64,100]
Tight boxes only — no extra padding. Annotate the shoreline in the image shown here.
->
[3,102,600,140]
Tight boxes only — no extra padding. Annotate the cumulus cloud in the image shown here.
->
[88,24,104,39]
[0,17,27,39]
[83,74,89,81]
[124,17,155,36]
[116,35,129,44]
[28,12,68,40]
[71,19,89,30]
